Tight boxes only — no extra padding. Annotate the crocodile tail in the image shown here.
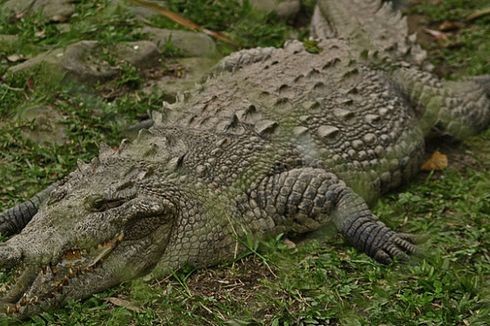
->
[311,0,426,64]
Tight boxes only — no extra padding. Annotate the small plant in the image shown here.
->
[303,38,322,54]
[117,63,142,88]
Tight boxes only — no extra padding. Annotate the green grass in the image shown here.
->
[1,0,490,325]
[408,0,490,78]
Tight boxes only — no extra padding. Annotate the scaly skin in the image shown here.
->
[1,0,490,318]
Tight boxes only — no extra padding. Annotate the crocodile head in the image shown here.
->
[0,153,179,317]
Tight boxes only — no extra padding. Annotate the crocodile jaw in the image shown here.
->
[0,194,174,318]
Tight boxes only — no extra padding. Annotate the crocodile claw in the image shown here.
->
[341,215,418,264]
[372,231,417,264]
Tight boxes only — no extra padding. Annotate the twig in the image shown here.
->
[128,0,238,47]
[467,7,490,21]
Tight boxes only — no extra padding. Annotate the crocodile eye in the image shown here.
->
[92,197,106,212]
[86,195,127,212]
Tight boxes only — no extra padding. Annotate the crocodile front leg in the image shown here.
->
[0,182,60,236]
[255,168,416,263]
[332,187,416,263]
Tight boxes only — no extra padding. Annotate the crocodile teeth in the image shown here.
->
[89,232,124,268]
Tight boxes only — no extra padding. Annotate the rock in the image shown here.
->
[109,0,158,19]
[246,0,300,20]
[2,0,76,22]
[57,24,71,34]
[61,41,120,83]
[16,105,67,146]
[7,40,161,84]
[113,41,161,69]
[7,48,66,76]
[141,27,217,58]
[6,54,26,63]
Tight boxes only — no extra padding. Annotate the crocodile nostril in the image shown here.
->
[83,195,104,212]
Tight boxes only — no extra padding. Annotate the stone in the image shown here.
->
[141,27,217,58]
[61,41,120,83]
[7,40,161,84]
[110,0,165,19]
[16,105,67,146]
[2,0,76,22]
[7,48,66,77]
[113,41,161,69]
[245,0,301,20]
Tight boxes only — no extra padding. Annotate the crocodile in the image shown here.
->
[1,0,490,318]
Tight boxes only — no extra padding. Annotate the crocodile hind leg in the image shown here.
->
[0,182,59,237]
[255,168,416,263]
[393,67,490,139]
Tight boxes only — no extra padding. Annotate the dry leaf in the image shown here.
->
[26,78,34,90]
[424,28,449,41]
[107,297,143,313]
[467,7,490,21]
[283,238,296,249]
[421,151,448,171]
[63,249,82,261]
[35,30,46,38]
[6,54,25,63]
[15,12,26,20]
[438,21,464,32]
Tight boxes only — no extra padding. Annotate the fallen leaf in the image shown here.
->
[106,297,143,313]
[15,11,25,20]
[421,151,448,171]
[467,7,490,21]
[35,30,46,38]
[438,21,464,32]
[424,28,449,41]
[63,249,81,261]
[51,14,70,23]
[283,238,296,249]
[26,78,34,91]
[6,54,25,63]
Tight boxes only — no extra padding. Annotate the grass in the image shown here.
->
[0,0,489,325]
[408,0,490,78]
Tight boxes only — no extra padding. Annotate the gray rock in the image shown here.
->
[109,0,161,19]
[61,41,119,83]
[141,27,217,58]
[2,0,76,22]
[7,40,161,84]
[7,48,66,76]
[57,23,71,33]
[16,105,67,146]
[246,0,301,19]
[113,41,161,68]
